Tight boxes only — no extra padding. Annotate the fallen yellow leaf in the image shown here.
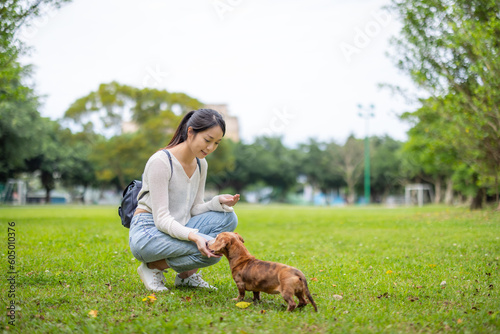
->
[143,294,157,303]
[88,310,98,318]
[235,301,252,309]
[386,270,393,274]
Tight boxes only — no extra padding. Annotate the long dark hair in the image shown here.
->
[166,108,226,148]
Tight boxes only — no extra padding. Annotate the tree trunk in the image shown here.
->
[444,178,454,205]
[495,172,499,210]
[434,176,442,204]
[45,187,51,204]
[347,182,355,205]
[41,170,54,204]
[82,185,87,204]
[382,187,390,204]
[470,188,484,210]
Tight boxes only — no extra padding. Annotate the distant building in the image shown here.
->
[204,104,240,142]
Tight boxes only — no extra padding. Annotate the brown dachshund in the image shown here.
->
[208,232,317,312]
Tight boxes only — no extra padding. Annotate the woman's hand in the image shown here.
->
[219,194,240,207]
[188,232,221,258]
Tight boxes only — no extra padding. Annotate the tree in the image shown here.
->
[0,65,42,181]
[59,129,99,202]
[330,135,364,204]
[226,137,298,202]
[369,136,404,203]
[206,139,237,192]
[89,133,148,190]
[321,141,346,199]
[399,101,459,204]
[1,0,72,184]
[389,0,500,209]
[23,118,74,202]
[297,139,326,203]
[64,82,204,189]
[221,141,259,195]
[64,81,202,137]
[297,139,345,204]
[252,137,298,202]
[452,162,483,207]
[1,1,71,71]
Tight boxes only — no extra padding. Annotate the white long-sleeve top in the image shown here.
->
[136,150,233,241]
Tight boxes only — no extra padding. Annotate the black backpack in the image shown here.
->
[118,150,200,228]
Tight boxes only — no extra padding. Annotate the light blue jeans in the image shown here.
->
[129,211,237,273]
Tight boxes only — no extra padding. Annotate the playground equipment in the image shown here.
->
[1,179,27,205]
[405,183,434,207]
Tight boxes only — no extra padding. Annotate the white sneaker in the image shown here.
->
[174,272,217,290]
[137,263,169,291]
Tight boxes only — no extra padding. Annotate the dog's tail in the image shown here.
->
[299,273,318,312]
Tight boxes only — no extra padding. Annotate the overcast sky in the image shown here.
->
[19,0,418,147]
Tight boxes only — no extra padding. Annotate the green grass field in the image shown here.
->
[1,204,499,333]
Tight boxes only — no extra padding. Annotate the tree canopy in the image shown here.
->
[62,82,203,189]
[389,0,500,208]
[1,0,71,184]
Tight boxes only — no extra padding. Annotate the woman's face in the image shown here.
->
[187,125,224,159]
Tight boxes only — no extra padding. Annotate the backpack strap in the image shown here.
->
[135,150,199,205]
[162,149,201,179]
[162,149,174,179]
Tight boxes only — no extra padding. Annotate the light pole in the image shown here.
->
[357,104,375,205]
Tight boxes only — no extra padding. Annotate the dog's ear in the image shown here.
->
[234,232,245,243]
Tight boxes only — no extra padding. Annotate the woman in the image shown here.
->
[129,108,240,291]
